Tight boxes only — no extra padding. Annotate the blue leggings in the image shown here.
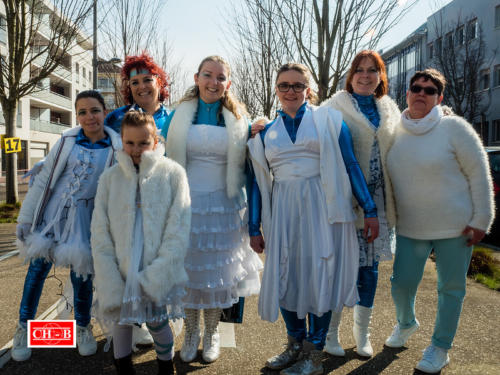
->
[357,262,379,308]
[280,307,332,350]
[19,258,93,327]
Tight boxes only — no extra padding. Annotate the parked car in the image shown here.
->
[483,147,500,247]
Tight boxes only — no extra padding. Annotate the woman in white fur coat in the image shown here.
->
[322,50,400,358]
[163,55,263,364]
[91,111,191,374]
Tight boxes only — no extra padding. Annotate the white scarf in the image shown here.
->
[401,105,443,135]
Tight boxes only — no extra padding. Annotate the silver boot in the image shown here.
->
[180,308,201,362]
[202,308,221,363]
[353,305,373,357]
[324,310,345,356]
[280,340,323,375]
[266,335,303,370]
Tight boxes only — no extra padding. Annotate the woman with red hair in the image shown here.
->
[322,50,401,358]
[105,52,170,134]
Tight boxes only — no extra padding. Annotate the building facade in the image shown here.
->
[382,0,500,145]
[0,1,94,173]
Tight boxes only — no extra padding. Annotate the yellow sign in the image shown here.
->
[3,137,22,153]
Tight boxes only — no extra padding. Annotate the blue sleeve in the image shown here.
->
[161,110,176,139]
[338,121,377,218]
[248,173,262,236]
[104,111,121,134]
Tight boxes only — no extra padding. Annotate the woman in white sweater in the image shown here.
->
[385,69,494,374]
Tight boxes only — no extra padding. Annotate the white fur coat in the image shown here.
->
[91,150,191,322]
[165,99,247,198]
[322,91,400,228]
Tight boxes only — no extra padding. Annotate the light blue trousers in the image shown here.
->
[391,235,472,350]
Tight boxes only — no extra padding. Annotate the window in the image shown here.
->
[480,69,490,90]
[455,26,464,46]
[445,32,453,49]
[493,120,500,142]
[0,16,6,45]
[435,38,442,57]
[428,43,434,60]
[466,19,478,41]
[75,63,79,83]
[494,65,500,87]
[496,5,500,28]
[89,70,92,82]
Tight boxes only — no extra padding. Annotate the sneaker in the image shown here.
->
[415,345,450,374]
[180,328,201,363]
[280,349,323,375]
[77,324,97,356]
[202,330,220,363]
[11,323,31,361]
[385,319,420,348]
[266,337,303,370]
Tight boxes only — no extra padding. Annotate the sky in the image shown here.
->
[159,0,453,76]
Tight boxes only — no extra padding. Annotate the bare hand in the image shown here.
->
[462,225,485,246]
[250,235,265,253]
[363,217,379,243]
[250,119,267,138]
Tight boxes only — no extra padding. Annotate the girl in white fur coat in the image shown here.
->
[91,111,191,374]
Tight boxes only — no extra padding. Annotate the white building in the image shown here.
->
[0,0,94,173]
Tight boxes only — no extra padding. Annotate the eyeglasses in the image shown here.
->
[276,83,308,93]
[410,84,439,96]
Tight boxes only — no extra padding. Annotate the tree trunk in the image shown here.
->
[4,100,19,204]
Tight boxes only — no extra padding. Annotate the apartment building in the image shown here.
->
[0,1,94,172]
[381,0,500,145]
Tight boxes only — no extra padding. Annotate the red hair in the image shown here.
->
[345,50,388,98]
[120,52,170,105]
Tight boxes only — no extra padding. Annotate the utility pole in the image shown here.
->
[93,0,98,89]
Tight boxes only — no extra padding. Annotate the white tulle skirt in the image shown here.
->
[183,188,263,310]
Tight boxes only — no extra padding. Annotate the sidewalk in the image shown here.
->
[1,222,499,374]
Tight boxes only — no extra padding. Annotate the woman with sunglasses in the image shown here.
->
[385,68,494,374]
[248,63,379,375]
[104,52,170,135]
[322,50,400,358]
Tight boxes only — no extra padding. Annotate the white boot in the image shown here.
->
[180,308,201,362]
[132,323,154,350]
[202,308,221,363]
[353,305,373,357]
[324,310,345,356]
[11,323,31,362]
[76,324,97,356]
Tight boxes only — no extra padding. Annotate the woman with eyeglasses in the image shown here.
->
[104,52,170,135]
[384,68,494,374]
[248,62,379,375]
[321,50,401,358]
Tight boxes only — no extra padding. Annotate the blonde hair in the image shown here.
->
[276,63,319,105]
[179,55,248,119]
[121,111,157,140]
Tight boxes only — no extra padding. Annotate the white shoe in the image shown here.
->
[353,305,373,357]
[202,308,221,363]
[385,319,419,348]
[324,311,345,357]
[266,336,303,370]
[415,345,450,373]
[11,323,31,362]
[180,309,201,363]
[132,323,154,348]
[280,342,323,375]
[76,324,97,356]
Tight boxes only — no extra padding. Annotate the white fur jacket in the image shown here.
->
[322,91,400,228]
[165,99,247,198]
[91,150,191,321]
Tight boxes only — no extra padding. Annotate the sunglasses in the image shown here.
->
[276,83,308,93]
[410,84,439,96]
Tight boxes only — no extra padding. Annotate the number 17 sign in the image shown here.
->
[1,136,22,153]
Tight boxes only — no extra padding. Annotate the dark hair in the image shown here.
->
[75,90,106,110]
[276,62,318,104]
[120,111,157,138]
[345,50,388,98]
[121,52,170,105]
[410,68,446,96]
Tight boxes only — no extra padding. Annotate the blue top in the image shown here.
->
[75,128,111,149]
[248,103,377,236]
[352,92,380,128]
[104,103,170,134]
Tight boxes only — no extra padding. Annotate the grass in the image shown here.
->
[0,201,20,223]
[468,246,500,291]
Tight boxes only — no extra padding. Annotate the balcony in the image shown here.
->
[31,51,72,82]
[30,118,71,134]
[0,113,23,128]
[31,89,72,110]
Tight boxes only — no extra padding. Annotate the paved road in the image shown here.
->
[1,223,499,374]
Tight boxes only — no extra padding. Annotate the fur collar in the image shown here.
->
[116,148,165,180]
[165,99,247,197]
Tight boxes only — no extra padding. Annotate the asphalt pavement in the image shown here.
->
[0,222,499,374]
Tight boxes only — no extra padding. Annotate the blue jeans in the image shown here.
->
[357,262,379,308]
[280,307,332,350]
[19,258,93,327]
[391,235,472,350]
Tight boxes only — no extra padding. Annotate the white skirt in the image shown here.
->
[183,188,263,309]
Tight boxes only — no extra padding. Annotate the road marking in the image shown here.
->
[219,322,236,348]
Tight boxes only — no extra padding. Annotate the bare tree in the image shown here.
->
[274,0,418,102]
[430,13,493,123]
[0,0,93,203]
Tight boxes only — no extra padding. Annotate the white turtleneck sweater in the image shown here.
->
[387,105,494,240]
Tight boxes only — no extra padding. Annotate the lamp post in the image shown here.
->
[93,0,97,89]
